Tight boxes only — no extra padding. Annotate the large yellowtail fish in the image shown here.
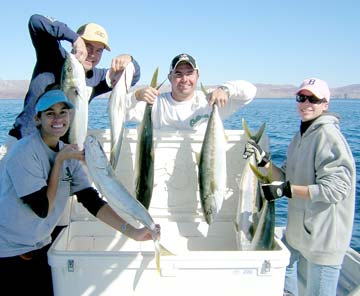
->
[198,84,227,224]
[134,68,159,209]
[235,119,265,250]
[61,52,88,150]
[235,118,274,250]
[108,62,135,170]
[84,135,165,272]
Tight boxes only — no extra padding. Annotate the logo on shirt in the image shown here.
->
[62,167,73,184]
[190,114,209,127]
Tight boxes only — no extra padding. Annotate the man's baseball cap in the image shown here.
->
[35,90,74,113]
[169,53,198,73]
[296,78,331,102]
[77,23,111,51]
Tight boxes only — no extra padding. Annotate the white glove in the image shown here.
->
[243,139,271,167]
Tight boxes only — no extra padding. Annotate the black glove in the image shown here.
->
[243,139,271,167]
[261,181,292,201]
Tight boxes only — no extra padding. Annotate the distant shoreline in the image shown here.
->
[1,96,359,100]
[1,80,360,100]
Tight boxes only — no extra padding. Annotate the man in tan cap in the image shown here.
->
[6,13,142,245]
[9,14,141,140]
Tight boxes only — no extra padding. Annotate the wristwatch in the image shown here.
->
[217,85,230,97]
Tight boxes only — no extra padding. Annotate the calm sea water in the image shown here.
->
[1,98,359,252]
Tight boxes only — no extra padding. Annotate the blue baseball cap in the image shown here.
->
[35,90,74,113]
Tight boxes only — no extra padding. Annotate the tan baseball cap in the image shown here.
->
[77,23,111,51]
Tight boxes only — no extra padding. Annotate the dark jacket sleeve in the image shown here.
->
[10,14,78,139]
[75,187,107,217]
[26,14,79,88]
[21,186,49,218]
[29,14,78,52]
[131,58,141,86]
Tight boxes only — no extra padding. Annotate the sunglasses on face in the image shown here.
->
[296,94,325,104]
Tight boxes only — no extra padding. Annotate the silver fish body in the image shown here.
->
[61,53,88,150]
[198,104,227,224]
[84,135,156,231]
[84,135,166,272]
[108,62,135,170]
[134,68,159,210]
[235,154,262,250]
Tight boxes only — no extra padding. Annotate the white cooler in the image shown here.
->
[48,128,290,296]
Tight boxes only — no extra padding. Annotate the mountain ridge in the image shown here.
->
[1,80,359,99]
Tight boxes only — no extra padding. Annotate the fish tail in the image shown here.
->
[159,243,175,256]
[150,67,159,88]
[154,239,161,274]
[249,162,273,184]
[242,118,266,143]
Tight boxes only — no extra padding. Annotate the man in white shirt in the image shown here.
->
[127,53,257,131]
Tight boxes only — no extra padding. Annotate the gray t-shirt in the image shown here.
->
[0,131,90,257]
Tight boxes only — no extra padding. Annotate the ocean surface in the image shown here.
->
[0,98,359,252]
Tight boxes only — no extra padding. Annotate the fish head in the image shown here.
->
[61,53,87,102]
[66,53,86,79]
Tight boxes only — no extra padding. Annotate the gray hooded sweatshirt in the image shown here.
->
[282,113,356,265]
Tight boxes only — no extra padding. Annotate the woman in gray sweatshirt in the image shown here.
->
[243,77,356,296]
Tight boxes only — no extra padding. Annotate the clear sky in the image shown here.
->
[1,0,359,87]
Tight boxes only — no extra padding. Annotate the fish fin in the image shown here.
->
[242,118,252,139]
[242,118,266,143]
[159,243,176,256]
[253,123,266,143]
[154,242,176,275]
[109,146,117,169]
[154,239,161,274]
[149,67,165,90]
[156,78,167,90]
[200,83,208,95]
[249,163,273,183]
[195,151,200,165]
[234,221,239,232]
[150,67,159,88]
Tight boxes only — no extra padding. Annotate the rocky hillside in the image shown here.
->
[255,83,360,99]
[0,80,30,98]
[1,80,359,99]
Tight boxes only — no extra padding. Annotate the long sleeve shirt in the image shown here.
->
[126,80,257,131]
[10,14,141,138]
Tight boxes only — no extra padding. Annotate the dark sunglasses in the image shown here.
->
[296,94,325,104]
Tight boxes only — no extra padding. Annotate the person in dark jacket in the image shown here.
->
[9,13,141,139]
[4,13,142,244]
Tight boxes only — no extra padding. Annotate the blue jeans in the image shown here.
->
[282,236,341,296]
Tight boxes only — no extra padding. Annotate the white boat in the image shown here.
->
[47,128,360,296]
